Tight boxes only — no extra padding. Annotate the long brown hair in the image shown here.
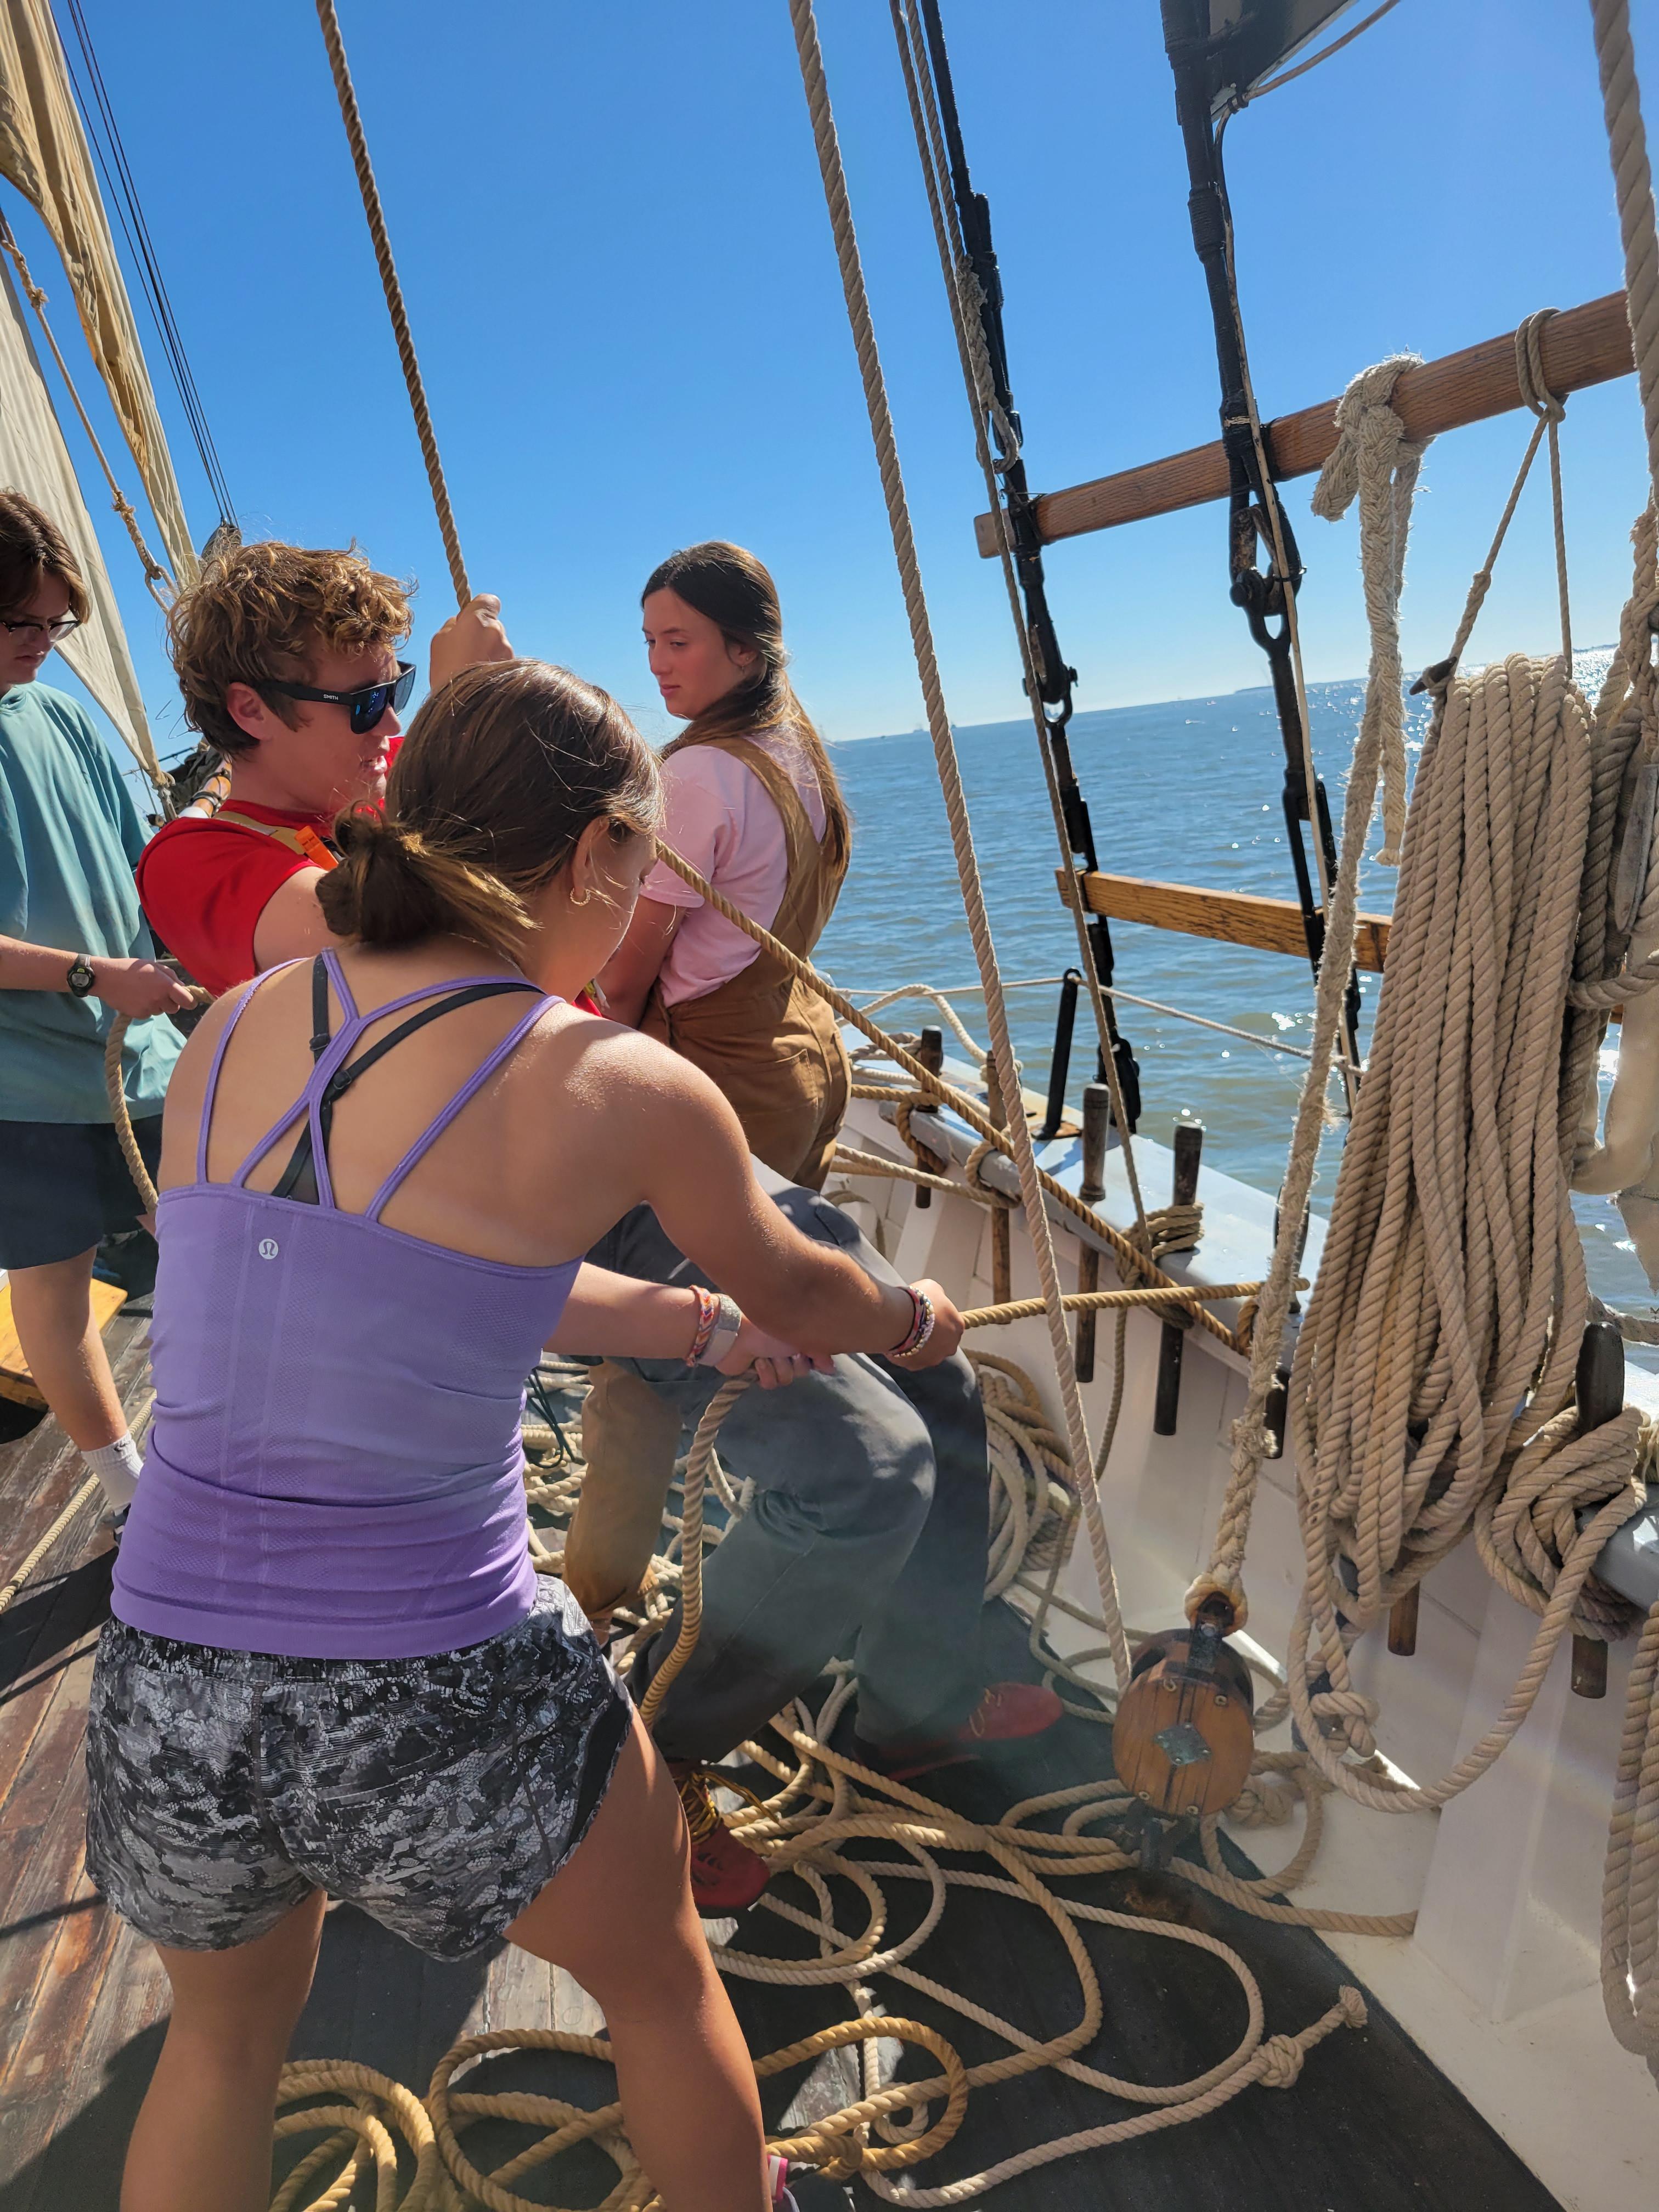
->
[643,541,850,873]
[318,659,661,966]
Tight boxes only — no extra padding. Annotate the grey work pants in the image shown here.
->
[575,1169,991,1764]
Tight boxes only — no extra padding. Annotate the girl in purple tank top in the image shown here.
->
[86,658,965,2212]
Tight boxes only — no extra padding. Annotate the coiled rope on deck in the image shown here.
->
[258,1354,1368,2212]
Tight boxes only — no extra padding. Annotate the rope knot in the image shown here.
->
[1338,1984,1369,2030]
[1257,2032,1306,2090]
[1310,352,1422,523]
[1310,1685,1380,1756]
[1515,308,1566,424]
[1183,1572,1246,1634]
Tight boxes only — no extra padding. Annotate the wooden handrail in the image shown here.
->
[980,294,1634,555]
[1069,869,1391,970]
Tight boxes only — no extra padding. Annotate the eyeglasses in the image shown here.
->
[2,615,80,644]
[259,661,417,735]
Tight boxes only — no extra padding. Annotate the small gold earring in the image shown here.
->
[570,887,592,909]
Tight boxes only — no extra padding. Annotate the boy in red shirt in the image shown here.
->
[137,541,510,991]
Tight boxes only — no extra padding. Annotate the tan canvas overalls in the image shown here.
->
[563,733,852,1626]
[641,735,849,1189]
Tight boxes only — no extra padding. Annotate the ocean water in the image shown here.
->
[817,652,1655,1334]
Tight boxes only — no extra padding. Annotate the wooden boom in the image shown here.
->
[980,293,1633,555]
[1070,869,1391,971]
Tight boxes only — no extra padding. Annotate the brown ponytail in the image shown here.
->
[317,659,661,963]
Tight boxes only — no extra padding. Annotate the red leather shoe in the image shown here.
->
[854,1681,1064,1780]
[671,1762,771,1914]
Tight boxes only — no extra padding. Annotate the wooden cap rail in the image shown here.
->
[1068,869,1391,971]
[979,292,1634,555]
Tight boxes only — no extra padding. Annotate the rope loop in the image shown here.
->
[1515,306,1566,422]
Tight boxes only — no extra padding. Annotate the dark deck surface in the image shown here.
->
[0,1314,1564,2210]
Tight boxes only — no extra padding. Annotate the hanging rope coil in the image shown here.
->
[1187,365,1426,1630]
[1309,352,1428,865]
[1272,634,1647,1809]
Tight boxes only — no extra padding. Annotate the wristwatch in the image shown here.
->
[65,953,97,998]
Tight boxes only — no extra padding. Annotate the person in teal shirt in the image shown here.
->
[0,492,192,1514]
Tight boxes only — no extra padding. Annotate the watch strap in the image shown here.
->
[698,1293,744,1368]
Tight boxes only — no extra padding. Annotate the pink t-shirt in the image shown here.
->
[642,730,827,1008]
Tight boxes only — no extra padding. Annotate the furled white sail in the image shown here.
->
[0,252,160,782]
[0,0,195,586]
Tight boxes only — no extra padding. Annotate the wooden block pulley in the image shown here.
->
[1111,1618,1256,1819]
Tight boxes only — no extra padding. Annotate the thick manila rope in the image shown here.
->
[1602,1596,1659,2086]
[1589,0,1659,2083]
[583,1383,1369,2209]
[1307,356,1428,865]
[1190,360,1426,1633]
[1279,645,1648,1810]
[313,0,470,610]
[259,1359,1363,2212]
[782,0,1136,1690]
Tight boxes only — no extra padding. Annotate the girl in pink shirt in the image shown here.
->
[599,541,851,1188]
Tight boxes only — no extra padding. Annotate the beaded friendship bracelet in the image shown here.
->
[888,1286,935,1361]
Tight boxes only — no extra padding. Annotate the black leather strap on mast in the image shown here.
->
[916,0,1140,1128]
[1160,0,1362,1098]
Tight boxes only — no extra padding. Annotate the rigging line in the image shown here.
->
[57,0,234,525]
[1211,109,1359,1123]
[312,0,471,608]
[891,0,1151,1242]
[1226,0,1406,114]
[0,209,176,629]
[786,0,1134,1691]
[909,0,1143,1133]
[58,0,230,517]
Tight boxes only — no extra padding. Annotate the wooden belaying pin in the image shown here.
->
[1387,1583,1420,1657]
[1152,1121,1204,1436]
[1571,1320,1624,1700]
[912,1026,945,1209]
[984,1054,1012,1306]
[1074,1083,1111,1381]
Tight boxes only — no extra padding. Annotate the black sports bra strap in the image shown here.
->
[270,970,540,1207]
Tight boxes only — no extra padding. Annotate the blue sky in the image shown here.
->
[14,0,1652,775]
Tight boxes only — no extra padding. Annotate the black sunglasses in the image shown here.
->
[259,661,417,735]
[2,614,80,643]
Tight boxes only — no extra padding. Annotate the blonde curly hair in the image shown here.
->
[167,540,412,757]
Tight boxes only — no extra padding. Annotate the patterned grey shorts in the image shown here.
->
[85,1577,633,1960]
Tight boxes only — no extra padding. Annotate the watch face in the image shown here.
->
[68,958,95,995]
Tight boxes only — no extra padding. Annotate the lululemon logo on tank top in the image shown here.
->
[258,1238,279,1260]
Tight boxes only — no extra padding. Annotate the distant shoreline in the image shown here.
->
[836,648,1620,748]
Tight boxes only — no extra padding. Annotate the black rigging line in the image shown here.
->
[912,0,1141,1132]
[58,0,235,528]
[1159,0,1363,1105]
